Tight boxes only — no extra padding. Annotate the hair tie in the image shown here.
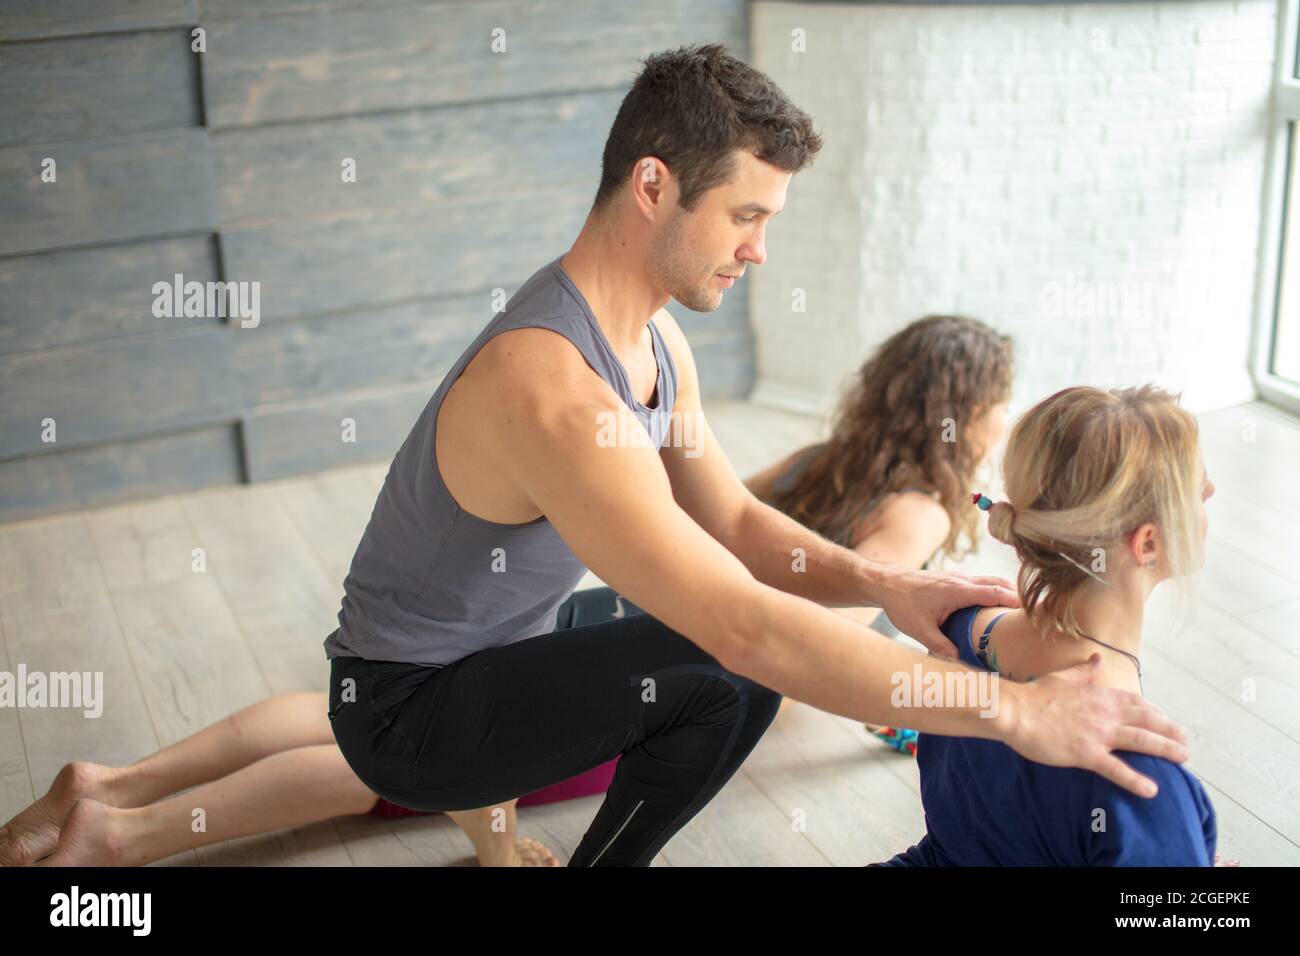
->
[973,492,1015,519]
[974,491,1116,590]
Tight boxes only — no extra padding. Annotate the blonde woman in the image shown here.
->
[745,315,1014,752]
[879,385,1222,865]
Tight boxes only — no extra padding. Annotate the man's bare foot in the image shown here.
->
[0,762,121,866]
[447,805,560,867]
[465,822,560,867]
[37,798,131,867]
[500,836,560,867]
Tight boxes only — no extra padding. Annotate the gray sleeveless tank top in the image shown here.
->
[323,255,679,666]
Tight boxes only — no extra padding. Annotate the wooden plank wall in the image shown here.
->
[0,0,754,523]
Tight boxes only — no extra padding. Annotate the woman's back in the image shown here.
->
[879,605,1217,866]
[761,441,939,553]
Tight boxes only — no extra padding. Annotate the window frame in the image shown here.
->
[1253,0,1300,413]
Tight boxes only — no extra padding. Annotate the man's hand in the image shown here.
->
[997,654,1190,797]
[876,567,1020,658]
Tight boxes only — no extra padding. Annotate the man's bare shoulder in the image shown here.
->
[466,326,617,417]
[472,327,597,387]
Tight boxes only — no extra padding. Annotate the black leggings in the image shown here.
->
[328,586,782,866]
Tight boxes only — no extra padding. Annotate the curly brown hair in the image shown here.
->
[769,315,1015,558]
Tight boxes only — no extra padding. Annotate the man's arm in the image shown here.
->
[484,326,1187,798]
[654,310,892,606]
[653,310,1014,657]
[819,494,954,631]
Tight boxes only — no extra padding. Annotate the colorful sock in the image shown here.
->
[868,725,919,756]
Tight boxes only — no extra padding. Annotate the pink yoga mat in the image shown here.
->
[518,756,620,807]
[369,756,621,817]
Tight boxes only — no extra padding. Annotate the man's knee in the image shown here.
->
[696,670,781,735]
[739,678,783,730]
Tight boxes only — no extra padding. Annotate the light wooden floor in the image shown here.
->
[1,399,1297,866]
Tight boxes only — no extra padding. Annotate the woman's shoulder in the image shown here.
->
[870,488,948,523]
[1081,754,1211,832]
[939,604,988,662]
[851,487,950,548]
[1098,754,1213,808]
[967,605,1013,642]
[1084,756,1216,865]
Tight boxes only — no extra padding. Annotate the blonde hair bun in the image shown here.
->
[987,500,1017,545]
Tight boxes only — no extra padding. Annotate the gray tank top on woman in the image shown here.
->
[323,255,679,667]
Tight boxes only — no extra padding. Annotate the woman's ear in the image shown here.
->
[1130,522,1161,568]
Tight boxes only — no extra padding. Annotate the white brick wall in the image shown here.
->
[749,0,1276,416]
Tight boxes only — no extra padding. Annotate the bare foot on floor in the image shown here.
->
[447,805,560,867]
[499,836,560,868]
[38,798,130,867]
[0,762,120,866]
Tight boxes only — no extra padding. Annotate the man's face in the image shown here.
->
[649,150,791,312]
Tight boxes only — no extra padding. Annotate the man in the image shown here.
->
[324,44,1187,866]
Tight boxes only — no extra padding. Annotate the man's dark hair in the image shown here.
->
[593,43,823,212]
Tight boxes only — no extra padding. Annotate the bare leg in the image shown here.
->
[5,693,556,867]
[111,692,341,806]
[39,748,555,867]
[0,692,334,865]
[40,744,377,866]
